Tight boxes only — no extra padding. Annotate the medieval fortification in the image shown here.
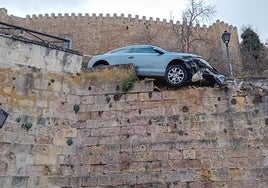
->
[1,8,266,188]
[0,8,241,74]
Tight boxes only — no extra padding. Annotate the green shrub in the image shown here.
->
[22,122,32,131]
[73,104,80,114]
[122,76,136,92]
[66,138,74,146]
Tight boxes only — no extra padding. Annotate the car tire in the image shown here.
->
[165,65,188,88]
[93,62,108,68]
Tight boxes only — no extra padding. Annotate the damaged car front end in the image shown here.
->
[163,53,226,88]
[188,57,227,87]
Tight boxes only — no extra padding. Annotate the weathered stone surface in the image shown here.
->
[0,36,82,75]
[183,149,196,160]
[0,35,267,186]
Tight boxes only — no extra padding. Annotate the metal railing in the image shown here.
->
[0,21,72,49]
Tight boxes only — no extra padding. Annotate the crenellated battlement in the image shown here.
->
[21,11,237,30]
[24,12,169,22]
[0,7,237,31]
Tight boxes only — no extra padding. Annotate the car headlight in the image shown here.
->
[217,75,227,84]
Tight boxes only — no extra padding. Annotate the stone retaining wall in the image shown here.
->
[0,34,267,188]
[0,62,267,187]
[0,34,82,75]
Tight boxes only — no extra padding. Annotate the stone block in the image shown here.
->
[6,48,19,61]
[18,135,35,145]
[169,149,183,160]
[133,143,147,152]
[36,100,48,108]
[183,149,196,160]
[81,176,98,187]
[165,171,180,183]
[47,176,71,187]
[16,152,35,164]
[128,162,145,172]
[150,142,172,151]
[180,170,196,182]
[25,165,43,176]
[187,159,203,170]
[11,176,29,188]
[18,52,33,65]
[153,151,169,161]
[248,168,265,180]
[18,99,36,108]
[0,46,7,58]
[80,136,98,146]
[0,161,8,174]
[145,161,161,172]
[35,154,57,165]
[91,127,120,137]
[120,126,134,135]
[27,177,42,188]
[3,86,13,95]
[0,131,19,143]
[125,93,139,102]
[139,92,151,101]
[0,71,9,85]
[136,172,152,184]
[34,78,49,90]
[109,173,125,186]
[53,136,68,146]
[98,175,110,186]
[210,168,230,181]
[222,157,238,168]
[133,125,146,135]
[62,146,75,155]
[135,151,153,162]
[229,168,246,180]
[62,128,77,138]
[48,81,62,92]
[81,95,94,104]
[67,95,80,104]
[124,173,137,185]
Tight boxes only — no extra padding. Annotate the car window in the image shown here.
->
[111,47,133,53]
[133,47,158,53]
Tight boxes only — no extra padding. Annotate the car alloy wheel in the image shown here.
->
[165,65,187,88]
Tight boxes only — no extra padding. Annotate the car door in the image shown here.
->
[106,47,134,65]
[126,46,166,76]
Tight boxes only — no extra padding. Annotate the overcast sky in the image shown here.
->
[0,0,267,42]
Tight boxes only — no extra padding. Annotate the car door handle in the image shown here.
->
[128,56,134,59]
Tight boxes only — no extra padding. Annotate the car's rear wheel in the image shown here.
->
[93,61,109,67]
[165,65,188,88]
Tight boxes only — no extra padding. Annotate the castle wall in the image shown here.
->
[0,8,242,75]
[0,33,82,75]
[0,35,267,187]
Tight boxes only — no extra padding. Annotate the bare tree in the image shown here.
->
[133,27,158,45]
[172,0,216,53]
[131,21,159,45]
